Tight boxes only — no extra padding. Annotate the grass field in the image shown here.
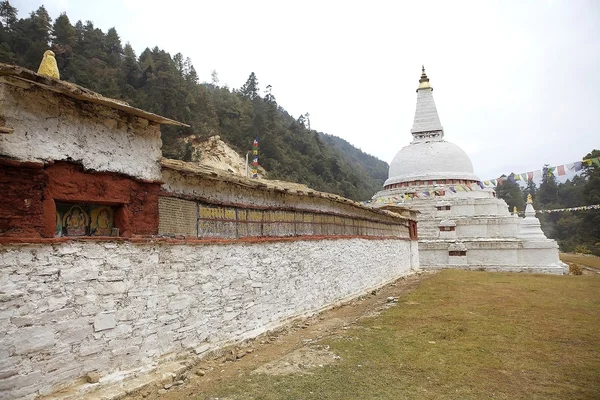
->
[200,270,600,400]
[560,253,600,270]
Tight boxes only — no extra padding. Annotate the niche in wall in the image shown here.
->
[55,202,118,237]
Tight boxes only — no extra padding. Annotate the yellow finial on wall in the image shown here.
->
[37,50,60,79]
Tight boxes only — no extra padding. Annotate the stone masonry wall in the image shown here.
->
[0,84,162,182]
[0,238,416,399]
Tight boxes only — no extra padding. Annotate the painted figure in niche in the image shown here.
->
[91,207,113,236]
[63,206,88,236]
[55,211,62,237]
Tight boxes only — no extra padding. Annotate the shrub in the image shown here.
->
[574,245,591,254]
[569,263,583,275]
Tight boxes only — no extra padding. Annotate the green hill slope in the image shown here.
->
[0,1,389,200]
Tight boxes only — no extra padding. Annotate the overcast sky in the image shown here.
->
[15,0,600,181]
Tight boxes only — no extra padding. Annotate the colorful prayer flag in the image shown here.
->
[557,165,566,176]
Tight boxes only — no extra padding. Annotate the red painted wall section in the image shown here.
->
[0,160,46,237]
[0,160,160,238]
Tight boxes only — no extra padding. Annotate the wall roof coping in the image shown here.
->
[0,63,188,127]
[161,158,417,222]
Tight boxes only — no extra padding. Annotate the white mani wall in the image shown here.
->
[0,237,415,398]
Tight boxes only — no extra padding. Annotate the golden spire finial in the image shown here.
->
[417,65,431,91]
[37,50,60,79]
[527,193,533,204]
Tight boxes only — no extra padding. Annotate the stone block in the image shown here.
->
[98,270,126,282]
[11,315,38,327]
[79,343,105,357]
[0,371,42,393]
[97,281,127,295]
[13,326,55,355]
[94,312,116,332]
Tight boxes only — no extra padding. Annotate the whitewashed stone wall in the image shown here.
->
[0,85,162,181]
[0,238,415,399]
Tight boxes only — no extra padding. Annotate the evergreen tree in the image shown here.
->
[579,149,600,255]
[239,72,259,99]
[210,69,219,86]
[22,6,53,68]
[0,0,17,29]
[495,174,525,212]
[51,13,76,73]
[538,165,560,207]
[104,27,123,68]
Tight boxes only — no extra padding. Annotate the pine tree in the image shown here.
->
[580,149,600,255]
[495,174,525,212]
[0,0,17,29]
[210,69,219,86]
[239,72,259,99]
[538,165,560,207]
[51,13,76,73]
[104,27,123,68]
[22,6,53,68]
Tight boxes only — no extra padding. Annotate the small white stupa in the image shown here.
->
[519,194,548,239]
[372,67,567,274]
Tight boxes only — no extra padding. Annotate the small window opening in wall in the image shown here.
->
[449,250,467,256]
[436,205,451,211]
[55,202,118,237]
[439,226,455,231]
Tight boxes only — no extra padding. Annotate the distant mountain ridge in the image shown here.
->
[0,1,389,200]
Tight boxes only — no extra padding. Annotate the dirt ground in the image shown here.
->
[123,271,432,400]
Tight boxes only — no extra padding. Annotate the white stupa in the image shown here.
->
[372,67,567,274]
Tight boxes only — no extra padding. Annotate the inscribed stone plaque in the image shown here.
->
[245,209,263,237]
[295,212,313,236]
[313,214,323,235]
[198,204,237,238]
[333,216,343,235]
[263,210,294,237]
[158,197,197,237]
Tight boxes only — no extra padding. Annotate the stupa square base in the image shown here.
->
[419,239,568,275]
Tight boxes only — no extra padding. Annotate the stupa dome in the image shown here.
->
[383,66,480,187]
[385,141,479,186]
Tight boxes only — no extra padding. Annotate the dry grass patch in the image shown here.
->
[199,270,600,400]
[561,253,600,270]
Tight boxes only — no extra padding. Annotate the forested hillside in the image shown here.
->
[0,2,389,200]
[495,149,600,255]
